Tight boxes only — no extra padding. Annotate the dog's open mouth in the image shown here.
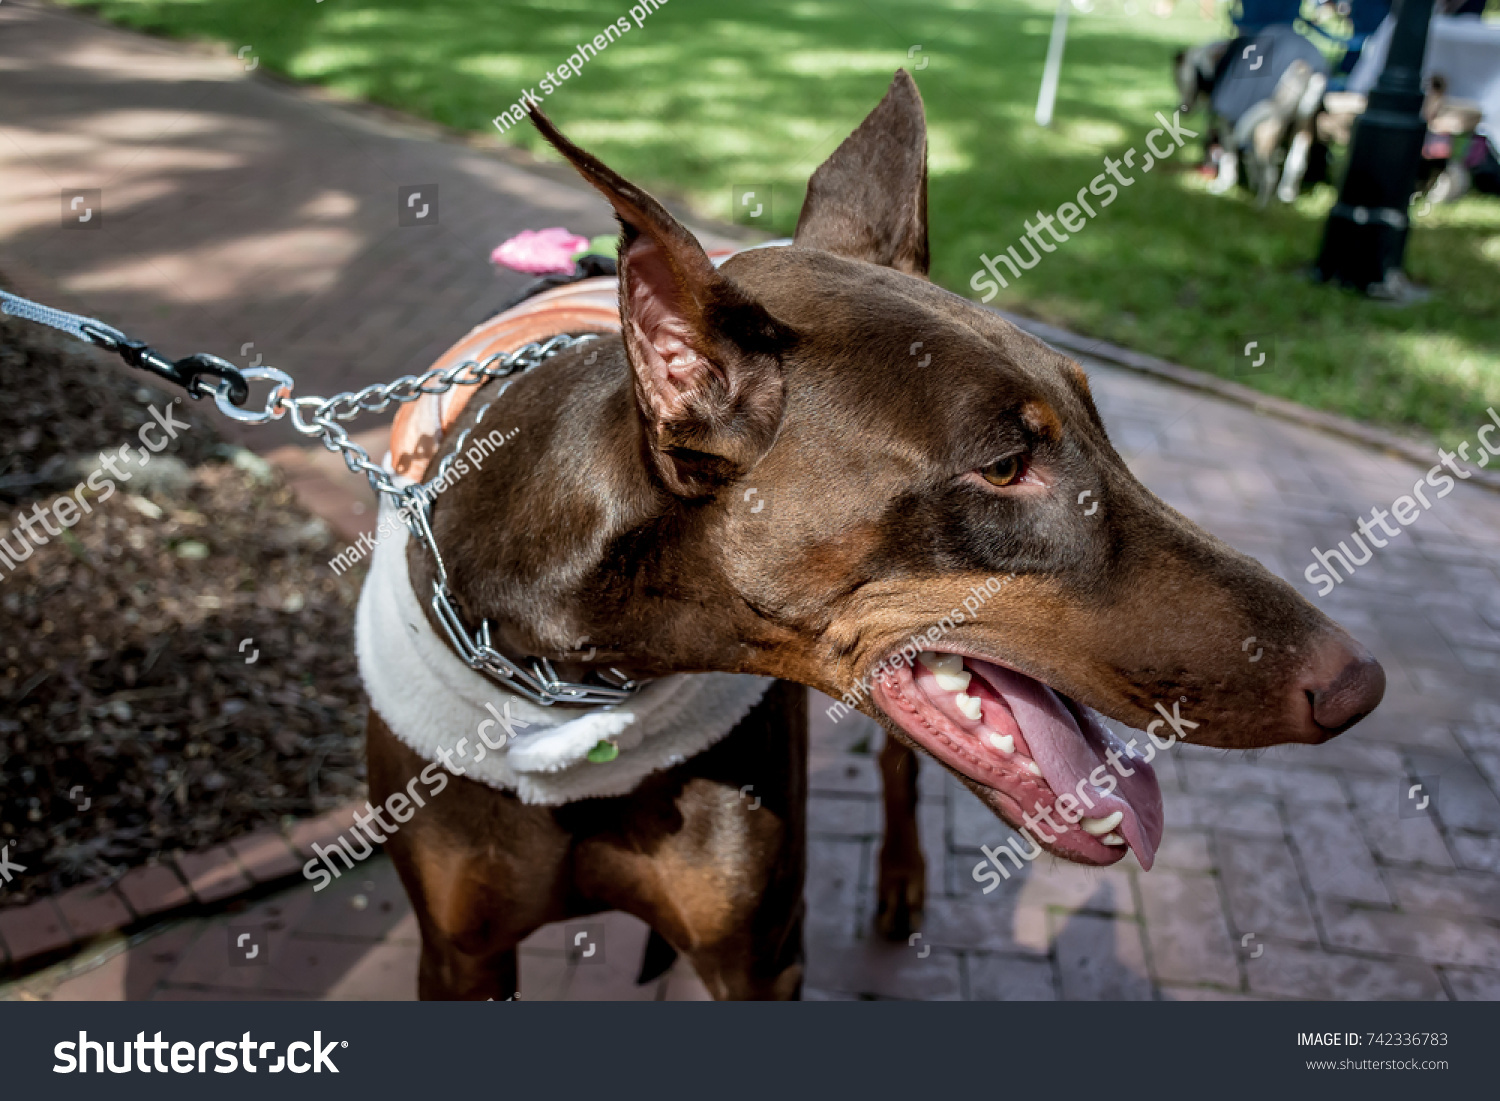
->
[871,651,1164,869]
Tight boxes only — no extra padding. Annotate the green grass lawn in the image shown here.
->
[61,0,1500,442]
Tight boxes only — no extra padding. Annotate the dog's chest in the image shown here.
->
[355,504,773,805]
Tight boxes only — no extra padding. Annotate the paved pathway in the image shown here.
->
[0,1,736,541]
[4,1,1500,1001]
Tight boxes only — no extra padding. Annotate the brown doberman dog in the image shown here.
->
[365,70,1384,1000]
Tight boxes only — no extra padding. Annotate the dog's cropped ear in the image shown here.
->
[794,69,930,276]
[529,107,794,497]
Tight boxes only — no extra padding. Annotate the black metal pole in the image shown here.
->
[1313,0,1437,300]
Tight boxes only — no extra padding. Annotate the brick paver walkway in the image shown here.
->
[4,1,1499,1001]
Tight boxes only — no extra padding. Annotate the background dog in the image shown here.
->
[1176,28,1330,205]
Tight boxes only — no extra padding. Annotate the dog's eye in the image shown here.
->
[980,455,1025,487]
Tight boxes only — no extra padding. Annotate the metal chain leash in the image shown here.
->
[1,288,643,709]
[234,333,588,504]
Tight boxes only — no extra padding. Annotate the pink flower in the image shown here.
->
[489,227,591,274]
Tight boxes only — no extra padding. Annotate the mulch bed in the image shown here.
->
[0,306,368,908]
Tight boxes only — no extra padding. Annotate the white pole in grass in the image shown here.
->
[1035,0,1072,127]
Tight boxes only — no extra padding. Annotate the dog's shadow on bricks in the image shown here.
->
[941,840,1152,1002]
[806,712,1152,1001]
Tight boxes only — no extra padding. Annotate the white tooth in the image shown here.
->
[1025,760,1042,777]
[934,668,971,691]
[1101,832,1126,846]
[1081,811,1124,836]
[919,651,964,677]
[987,731,1015,755]
[954,692,982,721]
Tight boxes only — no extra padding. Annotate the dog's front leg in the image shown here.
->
[418,939,519,1002]
[383,819,536,1000]
[368,713,560,1001]
[390,824,541,1001]
[875,733,925,940]
[574,680,809,1000]
[1278,73,1327,203]
[1277,130,1313,204]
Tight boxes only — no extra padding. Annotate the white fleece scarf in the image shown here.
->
[355,497,773,805]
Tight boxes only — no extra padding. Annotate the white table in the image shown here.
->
[1349,14,1500,149]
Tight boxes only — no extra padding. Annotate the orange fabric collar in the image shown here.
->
[388,277,621,482]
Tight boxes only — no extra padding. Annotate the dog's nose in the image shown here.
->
[1296,633,1386,739]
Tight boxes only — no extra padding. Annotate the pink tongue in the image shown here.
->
[969,660,1164,869]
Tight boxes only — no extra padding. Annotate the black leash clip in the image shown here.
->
[80,324,249,407]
